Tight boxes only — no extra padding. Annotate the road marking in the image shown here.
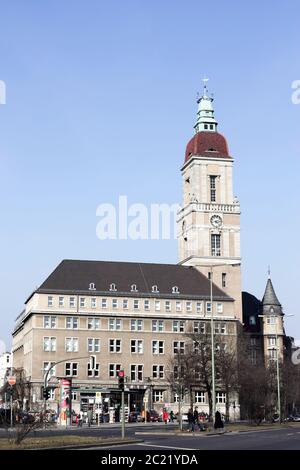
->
[137,443,198,451]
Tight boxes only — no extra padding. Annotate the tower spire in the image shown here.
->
[194,78,218,134]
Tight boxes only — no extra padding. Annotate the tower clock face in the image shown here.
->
[210,215,222,228]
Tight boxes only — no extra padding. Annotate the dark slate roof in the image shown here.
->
[262,278,283,315]
[242,291,262,333]
[262,278,281,307]
[33,259,232,301]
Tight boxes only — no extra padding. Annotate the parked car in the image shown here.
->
[146,410,160,422]
[128,412,144,423]
[286,415,300,422]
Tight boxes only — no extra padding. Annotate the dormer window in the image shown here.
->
[109,283,117,292]
[152,285,159,293]
[131,284,138,293]
[172,286,179,294]
[89,283,96,291]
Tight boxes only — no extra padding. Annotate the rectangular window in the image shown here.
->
[101,298,107,309]
[43,337,56,352]
[211,234,221,257]
[87,338,100,353]
[109,319,122,330]
[250,349,257,365]
[210,175,217,202]
[69,297,76,308]
[268,337,277,347]
[153,390,164,403]
[87,362,100,377]
[133,299,140,310]
[66,317,78,329]
[43,316,56,329]
[91,297,97,308]
[144,299,150,310]
[130,319,143,331]
[109,339,122,353]
[175,301,182,312]
[267,316,276,324]
[173,341,185,354]
[65,362,78,377]
[152,320,164,332]
[80,297,86,308]
[65,337,79,352]
[165,300,171,312]
[131,364,143,382]
[217,303,223,313]
[47,296,53,307]
[194,391,206,403]
[206,302,212,313]
[186,301,192,312]
[196,302,202,314]
[43,362,56,377]
[112,299,118,309]
[152,365,164,379]
[250,337,257,346]
[152,340,164,355]
[131,339,143,354]
[155,300,161,311]
[269,349,277,360]
[123,299,128,309]
[87,318,100,330]
[214,323,226,334]
[222,273,226,288]
[216,392,226,404]
[48,389,55,401]
[173,320,185,333]
[109,364,121,378]
[59,296,64,307]
[194,321,206,334]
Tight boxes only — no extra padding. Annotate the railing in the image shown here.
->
[194,203,240,213]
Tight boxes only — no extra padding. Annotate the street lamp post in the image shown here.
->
[209,269,216,424]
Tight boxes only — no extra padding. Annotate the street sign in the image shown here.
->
[95,392,102,403]
[7,376,16,386]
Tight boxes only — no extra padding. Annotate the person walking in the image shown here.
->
[77,411,83,427]
[169,410,174,423]
[193,406,199,431]
[187,408,195,433]
[214,410,224,433]
[163,409,169,424]
[87,408,93,427]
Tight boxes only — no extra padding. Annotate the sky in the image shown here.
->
[0,0,299,349]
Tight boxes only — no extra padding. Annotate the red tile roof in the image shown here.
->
[185,131,230,163]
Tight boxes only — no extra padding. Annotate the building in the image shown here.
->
[0,352,12,389]
[11,86,289,421]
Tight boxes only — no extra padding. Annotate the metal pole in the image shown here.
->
[275,317,281,423]
[121,390,125,439]
[210,268,216,424]
[10,393,13,428]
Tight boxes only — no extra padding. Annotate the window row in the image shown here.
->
[43,317,227,334]
[46,296,224,314]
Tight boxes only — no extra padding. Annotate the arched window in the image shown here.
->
[131,284,138,292]
[89,282,96,291]
[152,285,159,293]
[109,283,117,292]
[172,286,179,294]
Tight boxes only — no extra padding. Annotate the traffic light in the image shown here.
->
[118,370,125,390]
[43,388,51,400]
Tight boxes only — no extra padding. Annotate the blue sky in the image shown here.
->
[0,0,299,348]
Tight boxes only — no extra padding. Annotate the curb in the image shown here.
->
[8,439,144,451]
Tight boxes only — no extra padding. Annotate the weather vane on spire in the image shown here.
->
[268,265,271,278]
[201,77,209,97]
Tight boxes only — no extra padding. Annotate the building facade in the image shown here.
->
[11,87,289,421]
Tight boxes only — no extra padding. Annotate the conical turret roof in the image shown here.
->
[262,277,283,315]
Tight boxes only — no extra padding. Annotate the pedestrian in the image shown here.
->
[187,408,195,433]
[77,411,83,427]
[87,408,93,427]
[214,410,224,433]
[193,407,199,430]
[163,409,169,424]
[169,410,174,423]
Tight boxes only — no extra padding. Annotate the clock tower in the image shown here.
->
[177,86,242,321]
